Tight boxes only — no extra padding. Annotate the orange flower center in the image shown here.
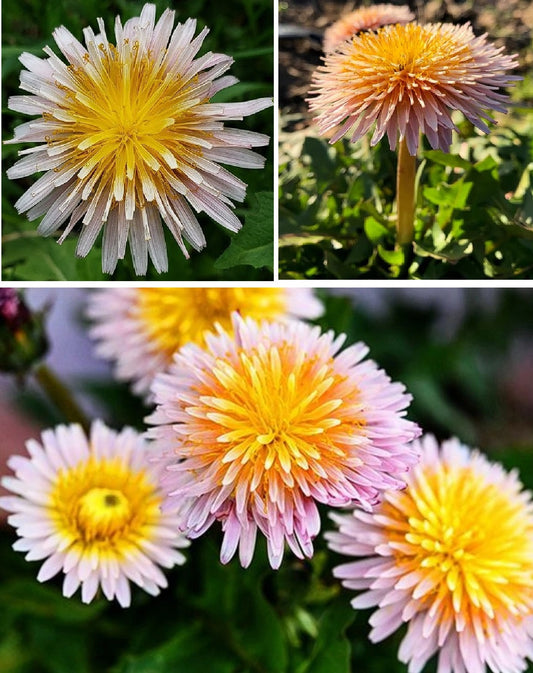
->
[339,23,475,100]
[185,341,366,500]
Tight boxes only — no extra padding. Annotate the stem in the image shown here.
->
[33,363,90,432]
[396,137,417,245]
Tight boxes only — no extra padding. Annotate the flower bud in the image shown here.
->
[0,290,48,374]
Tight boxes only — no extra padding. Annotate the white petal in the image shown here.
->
[37,552,65,582]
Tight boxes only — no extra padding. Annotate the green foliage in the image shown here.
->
[2,0,273,280]
[215,192,274,271]
[301,600,354,673]
[279,112,533,279]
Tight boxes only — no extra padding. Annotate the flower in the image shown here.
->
[147,313,420,569]
[323,4,414,54]
[87,287,324,400]
[0,421,189,606]
[5,4,272,275]
[327,435,533,673]
[309,22,520,155]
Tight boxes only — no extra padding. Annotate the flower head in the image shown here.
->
[5,4,272,274]
[0,421,188,606]
[147,313,420,569]
[309,22,519,155]
[88,288,324,400]
[327,435,533,673]
[323,4,414,54]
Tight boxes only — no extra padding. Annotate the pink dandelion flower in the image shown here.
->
[309,22,520,155]
[147,313,420,569]
[0,421,189,607]
[87,287,324,400]
[327,435,533,673]
[323,4,414,54]
[5,4,272,275]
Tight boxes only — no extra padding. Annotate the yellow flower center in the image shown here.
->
[76,488,132,541]
[47,40,208,214]
[189,341,364,497]
[136,288,288,359]
[382,461,533,623]
[49,456,161,553]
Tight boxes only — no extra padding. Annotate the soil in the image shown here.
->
[279,0,533,130]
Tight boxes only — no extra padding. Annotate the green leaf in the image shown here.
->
[423,150,471,170]
[515,189,533,230]
[3,234,76,280]
[514,162,533,200]
[212,82,272,103]
[27,620,91,673]
[214,191,273,271]
[423,180,472,209]
[377,244,405,265]
[303,600,355,673]
[233,574,289,673]
[345,234,373,265]
[2,229,107,281]
[279,233,330,247]
[364,216,389,244]
[324,250,358,279]
[302,137,336,187]
[406,375,478,443]
[192,541,288,673]
[414,238,473,261]
[114,624,236,673]
[232,46,274,60]
[0,580,106,624]
[474,155,499,173]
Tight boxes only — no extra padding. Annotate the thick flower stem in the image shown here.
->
[33,363,90,432]
[396,138,417,245]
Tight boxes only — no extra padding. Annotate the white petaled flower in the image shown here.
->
[0,421,189,607]
[87,287,324,400]
[5,4,272,274]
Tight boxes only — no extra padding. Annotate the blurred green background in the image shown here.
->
[2,0,274,280]
[1,288,533,672]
